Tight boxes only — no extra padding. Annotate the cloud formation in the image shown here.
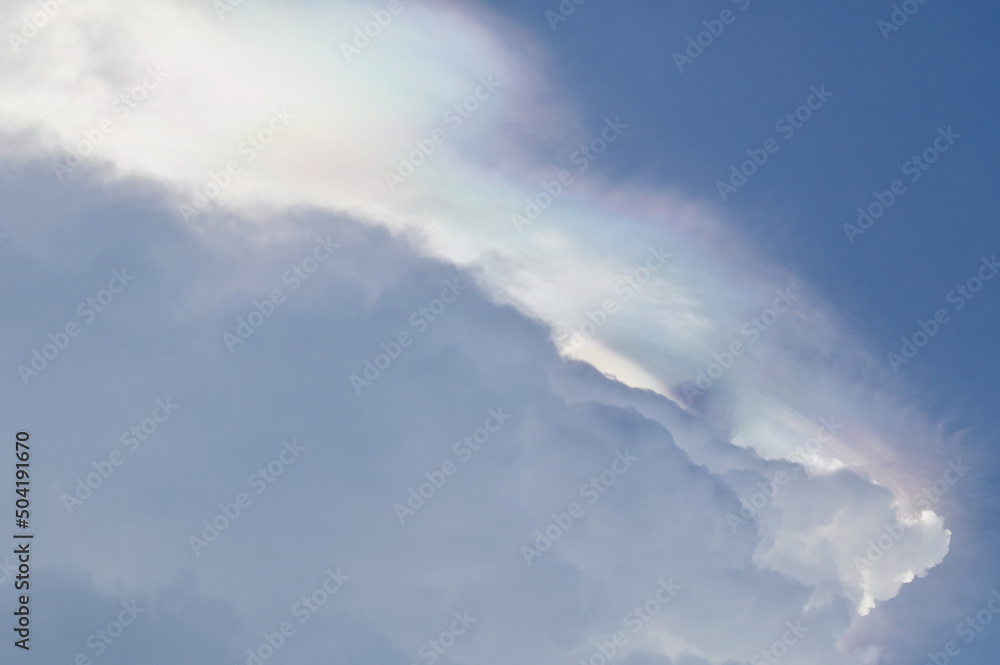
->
[0,0,969,662]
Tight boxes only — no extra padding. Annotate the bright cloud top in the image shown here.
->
[0,0,963,660]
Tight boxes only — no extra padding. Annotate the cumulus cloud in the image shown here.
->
[0,0,963,662]
[0,159,949,664]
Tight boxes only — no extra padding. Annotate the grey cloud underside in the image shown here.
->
[0,160,898,664]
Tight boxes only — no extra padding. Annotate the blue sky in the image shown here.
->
[0,0,998,663]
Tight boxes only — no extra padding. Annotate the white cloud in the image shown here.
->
[0,0,964,660]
